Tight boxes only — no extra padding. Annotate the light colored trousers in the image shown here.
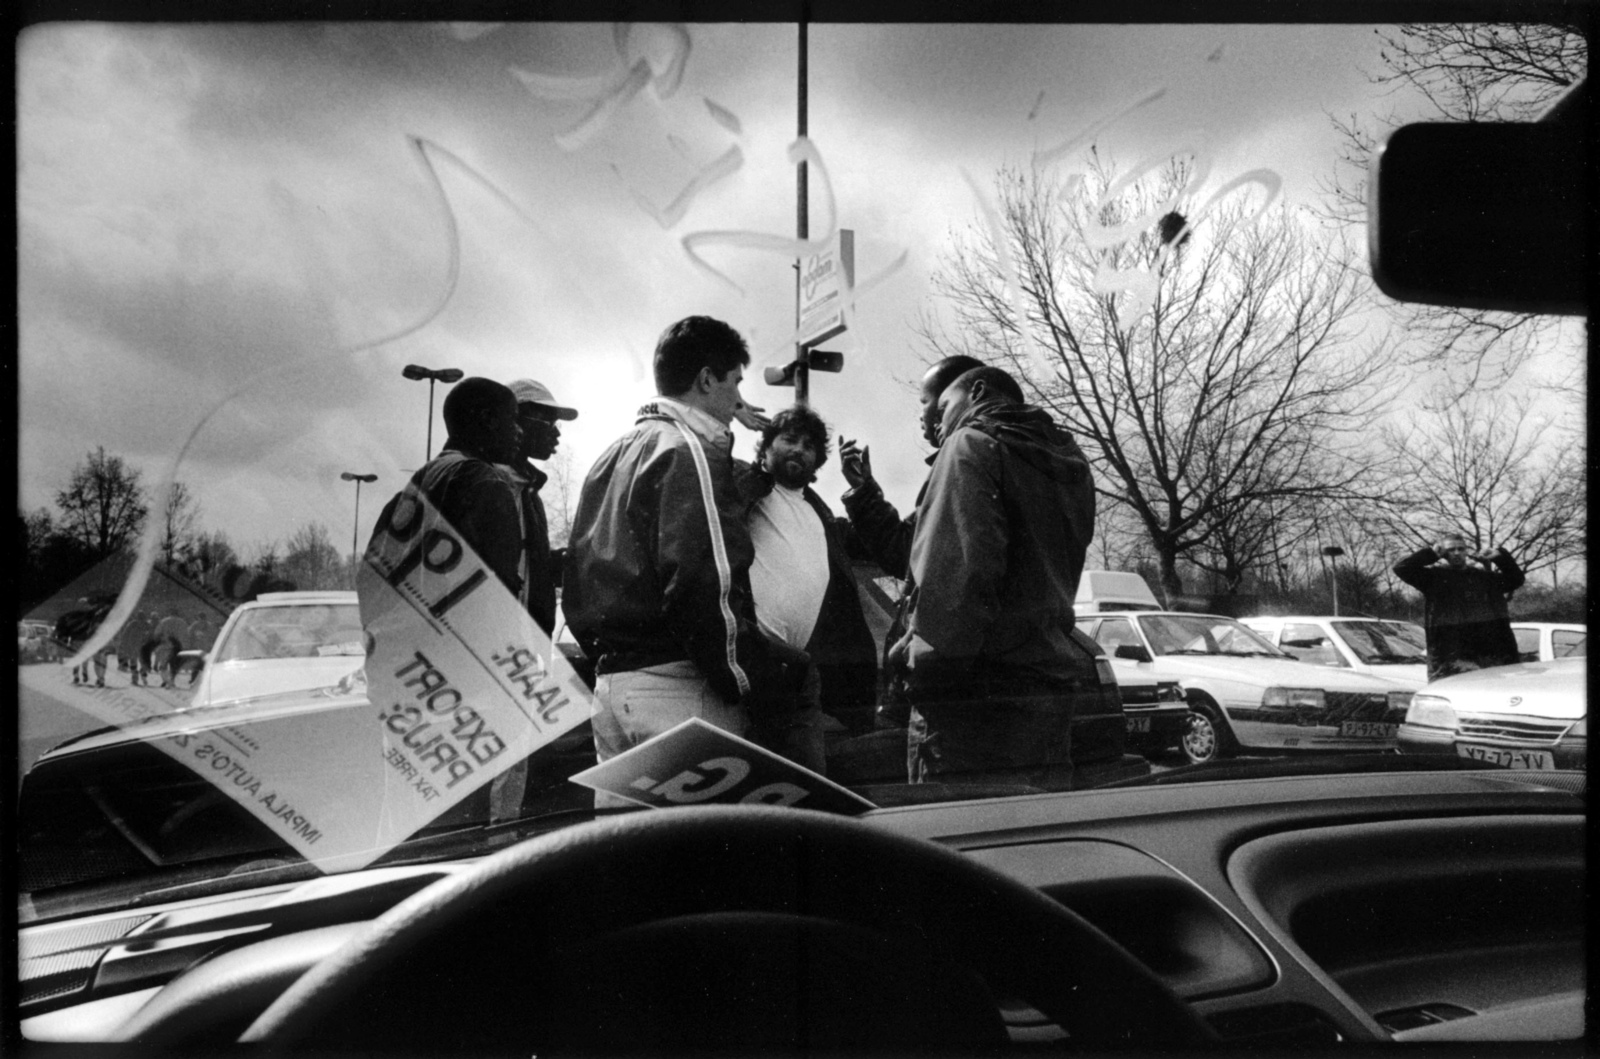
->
[590,661,749,808]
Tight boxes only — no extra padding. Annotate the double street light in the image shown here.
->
[340,472,378,566]
[401,364,464,462]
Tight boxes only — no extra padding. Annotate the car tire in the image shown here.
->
[1182,695,1236,765]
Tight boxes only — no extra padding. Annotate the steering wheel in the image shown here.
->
[243,806,1212,1052]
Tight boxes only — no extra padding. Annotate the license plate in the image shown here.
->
[1340,721,1397,738]
[1125,716,1151,733]
[1456,744,1556,770]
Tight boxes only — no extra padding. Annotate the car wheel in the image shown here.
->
[1182,695,1236,765]
[243,806,1215,1052]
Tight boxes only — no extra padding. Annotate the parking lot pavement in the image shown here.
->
[16,663,195,783]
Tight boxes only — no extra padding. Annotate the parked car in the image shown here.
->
[187,592,364,708]
[17,620,61,664]
[1114,668,1190,758]
[1241,616,1429,686]
[1509,622,1586,663]
[1397,651,1586,771]
[1080,611,1414,764]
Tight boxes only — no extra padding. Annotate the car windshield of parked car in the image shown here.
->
[1332,620,1429,665]
[1139,615,1284,658]
[214,604,366,663]
[16,16,1586,924]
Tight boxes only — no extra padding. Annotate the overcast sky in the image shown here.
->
[16,20,1567,559]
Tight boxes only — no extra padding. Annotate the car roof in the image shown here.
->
[1509,621,1586,631]
[249,591,359,605]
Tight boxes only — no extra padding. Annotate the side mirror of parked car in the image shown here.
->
[1114,644,1153,664]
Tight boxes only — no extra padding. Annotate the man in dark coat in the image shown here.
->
[893,366,1099,789]
[1394,535,1525,680]
[734,405,880,769]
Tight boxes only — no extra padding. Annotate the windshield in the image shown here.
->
[215,603,365,662]
[17,18,1586,921]
[1138,615,1284,658]
[1331,620,1429,665]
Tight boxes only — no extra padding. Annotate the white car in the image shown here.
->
[1398,653,1587,771]
[187,591,365,708]
[1241,616,1429,687]
[1510,623,1586,664]
[1080,611,1415,765]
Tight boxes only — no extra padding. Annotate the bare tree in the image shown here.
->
[1319,23,1587,391]
[545,448,578,550]
[921,160,1395,600]
[160,480,201,568]
[1379,390,1586,578]
[54,446,149,561]
[280,522,344,591]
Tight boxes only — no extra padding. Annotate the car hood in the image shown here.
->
[1358,663,1428,688]
[1155,654,1405,691]
[195,656,366,707]
[1422,657,1587,722]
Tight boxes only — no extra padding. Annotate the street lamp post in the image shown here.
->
[1321,545,1346,615]
[340,472,378,565]
[401,365,464,462]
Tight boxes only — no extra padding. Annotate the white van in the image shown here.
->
[1075,571,1163,614]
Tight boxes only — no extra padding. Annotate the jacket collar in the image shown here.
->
[637,395,732,448]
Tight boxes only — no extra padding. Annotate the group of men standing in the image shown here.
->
[377,313,1102,801]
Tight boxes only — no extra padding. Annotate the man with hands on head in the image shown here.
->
[1394,535,1525,681]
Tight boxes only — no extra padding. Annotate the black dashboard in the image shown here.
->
[16,767,1587,1052]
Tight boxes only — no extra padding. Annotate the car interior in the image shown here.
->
[13,12,1587,1058]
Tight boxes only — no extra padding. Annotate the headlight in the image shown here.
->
[1567,717,1586,738]
[1406,693,1458,730]
[1093,658,1118,687]
[1262,687,1325,709]
[1387,690,1415,713]
[1158,681,1184,702]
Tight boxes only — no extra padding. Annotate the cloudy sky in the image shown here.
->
[16,19,1555,560]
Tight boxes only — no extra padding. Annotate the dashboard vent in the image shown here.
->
[19,914,154,1006]
[1206,1003,1343,1048]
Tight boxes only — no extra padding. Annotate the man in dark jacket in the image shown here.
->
[504,377,579,636]
[1394,536,1525,680]
[895,366,1099,789]
[369,377,525,599]
[734,405,880,769]
[836,355,982,724]
[564,317,807,793]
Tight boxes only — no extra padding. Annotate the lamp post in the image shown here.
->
[401,365,464,461]
[340,472,378,565]
[1321,545,1346,615]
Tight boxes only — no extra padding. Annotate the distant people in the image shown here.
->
[1394,536,1525,681]
[734,406,879,770]
[837,354,983,724]
[564,316,809,794]
[119,609,154,686]
[503,378,579,636]
[59,600,112,687]
[892,366,1097,788]
[368,377,525,598]
[154,611,191,688]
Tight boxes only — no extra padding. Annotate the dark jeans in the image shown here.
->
[905,669,1081,790]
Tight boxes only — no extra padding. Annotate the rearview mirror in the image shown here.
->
[1368,81,1587,316]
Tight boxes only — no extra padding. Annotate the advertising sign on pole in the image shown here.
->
[797,229,854,349]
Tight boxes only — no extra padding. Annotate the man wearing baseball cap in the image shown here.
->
[504,378,578,636]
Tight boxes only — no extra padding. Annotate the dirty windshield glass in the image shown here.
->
[16,18,1586,919]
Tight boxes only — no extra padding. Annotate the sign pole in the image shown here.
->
[794,17,810,407]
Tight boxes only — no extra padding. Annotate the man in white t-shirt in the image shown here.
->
[738,406,879,773]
